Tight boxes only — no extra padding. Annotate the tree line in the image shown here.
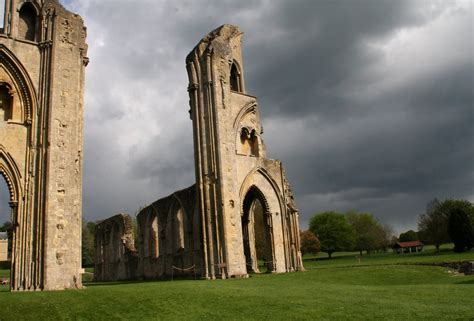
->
[300,198,474,259]
[301,210,395,258]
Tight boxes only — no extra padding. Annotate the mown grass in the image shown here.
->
[304,244,474,269]
[0,268,9,278]
[0,246,473,320]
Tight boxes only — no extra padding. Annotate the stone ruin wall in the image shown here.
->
[94,186,203,281]
[94,24,304,282]
[94,214,139,282]
[137,185,202,279]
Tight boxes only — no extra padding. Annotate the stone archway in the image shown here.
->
[239,169,287,274]
[0,175,13,268]
[241,186,273,273]
[0,147,21,288]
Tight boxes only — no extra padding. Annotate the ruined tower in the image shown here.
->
[95,25,303,282]
[0,0,87,290]
[186,25,304,278]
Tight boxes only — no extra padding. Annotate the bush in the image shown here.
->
[300,230,320,255]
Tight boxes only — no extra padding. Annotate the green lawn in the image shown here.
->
[0,247,473,320]
[304,244,474,269]
[0,268,9,278]
[0,268,9,293]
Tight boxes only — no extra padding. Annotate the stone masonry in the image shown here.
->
[95,25,303,281]
[0,0,87,290]
[94,214,139,281]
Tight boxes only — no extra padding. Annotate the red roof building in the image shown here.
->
[392,240,424,254]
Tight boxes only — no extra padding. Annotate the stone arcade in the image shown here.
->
[95,25,304,281]
[0,0,87,290]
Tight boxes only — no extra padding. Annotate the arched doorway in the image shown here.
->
[241,186,273,273]
[0,170,13,291]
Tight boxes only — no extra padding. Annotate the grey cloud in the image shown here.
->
[0,182,9,224]
[3,0,472,235]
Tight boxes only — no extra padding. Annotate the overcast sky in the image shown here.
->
[0,0,472,234]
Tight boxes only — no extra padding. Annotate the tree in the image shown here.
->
[300,230,321,256]
[346,211,379,256]
[419,199,474,252]
[0,221,13,259]
[399,230,418,242]
[439,199,474,227]
[0,221,11,232]
[418,198,449,252]
[446,202,474,252]
[375,223,396,252]
[82,220,96,267]
[390,235,399,245]
[309,211,355,259]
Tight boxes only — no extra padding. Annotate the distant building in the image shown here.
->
[392,241,424,254]
[0,232,8,262]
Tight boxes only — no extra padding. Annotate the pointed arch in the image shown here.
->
[233,101,264,156]
[239,167,284,215]
[230,60,242,92]
[0,45,36,123]
[147,207,159,258]
[241,184,273,273]
[168,196,186,252]
[233,100,258,130]
[0,144,21,205]
[242,185,270,217]
[239,167,288,273]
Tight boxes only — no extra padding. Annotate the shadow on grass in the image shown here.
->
[303,255,349,262]
[84,277,203,287]
[456,279,474,285]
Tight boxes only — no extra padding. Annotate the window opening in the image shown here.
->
[18,3,36,41]
[230,63,241,92]
[0,84,12,122]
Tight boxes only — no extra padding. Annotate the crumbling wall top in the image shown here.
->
[186,24,243,63]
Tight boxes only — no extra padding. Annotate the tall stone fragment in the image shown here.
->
[0,0,87,291]
[186,24,304,278]
[95,24,303,282]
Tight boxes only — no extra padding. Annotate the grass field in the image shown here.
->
[0,245,473,320]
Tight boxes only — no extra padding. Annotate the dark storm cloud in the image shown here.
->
[52,0,473,233]
[245,1,450,120]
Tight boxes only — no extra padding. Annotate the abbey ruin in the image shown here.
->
[0,0,87,291]
[0,0,303,290]
[95,25,304,281]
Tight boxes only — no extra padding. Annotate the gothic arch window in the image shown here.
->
[230,62,242,92]
[0,83,12,121]
[149,215,159,258]
[112,223,121,261]
[18,2,36,41]
[239,127,259,156]
[174,206,185,251]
